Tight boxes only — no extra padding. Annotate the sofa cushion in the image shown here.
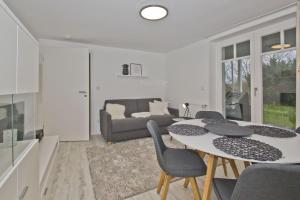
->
[112,117,148,133]
[136,98,161,112]
[149,102,165,115]
[106,104,125,119]
[111,114,175,133]
[153,100,170,114]
[104,99,138,117]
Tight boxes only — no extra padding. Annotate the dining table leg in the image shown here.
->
[202,154,218,200]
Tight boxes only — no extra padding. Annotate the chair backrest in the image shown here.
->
[146,120,167,170]
[231,164,300,200]
[195,111,224,120]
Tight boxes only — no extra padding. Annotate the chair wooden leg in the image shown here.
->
[157,171,166,194]
[202,155,218,200]
[221,158,228,177]
[197,151,206,159]
[190,178,202,200]
[244,161,251,168]
[184,178,190,188]
[229,159,239,178]
[161,175,172,200]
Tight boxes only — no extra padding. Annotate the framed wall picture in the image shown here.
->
[130,63,142,76]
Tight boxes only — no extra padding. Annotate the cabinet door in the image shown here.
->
[0,169,18,200]
[17,27,39,93]
[18,142,40,200]
[0,6,17,95]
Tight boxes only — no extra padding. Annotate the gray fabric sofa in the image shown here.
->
[100,98,178,143]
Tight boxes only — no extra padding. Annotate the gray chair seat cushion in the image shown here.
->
[163,148,207,177]
[213,178,237,200]
[112,115,174,133]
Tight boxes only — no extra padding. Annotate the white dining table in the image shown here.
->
[169,119,300,200]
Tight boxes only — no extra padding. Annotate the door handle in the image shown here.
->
[19,186,29,200]
[254,88,258,96]
[79,91,87,94]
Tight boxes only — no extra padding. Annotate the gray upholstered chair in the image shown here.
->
[195,111,241,177]
[147,120,207,200]
[195,111,225,121]
[213,164,300,200]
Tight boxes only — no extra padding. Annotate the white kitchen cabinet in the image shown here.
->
[17,27,39,93]
[0,1,39,95]
[0,6,17,95]
[0,169,18,200]
[18,141,40,200]
[0,141,40,200]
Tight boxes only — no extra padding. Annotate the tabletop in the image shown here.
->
[169,119,300,164]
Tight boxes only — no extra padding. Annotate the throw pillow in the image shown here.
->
[106,104,126,119]
[154,100,170,115]
[149,102,165,115]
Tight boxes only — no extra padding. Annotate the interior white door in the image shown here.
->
[41,47,89,141]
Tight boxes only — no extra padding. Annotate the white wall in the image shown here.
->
[165,39,212,117]
[38,40,167,134]
[91,46,166,133]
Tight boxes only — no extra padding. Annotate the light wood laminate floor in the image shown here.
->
[43,135,245,200]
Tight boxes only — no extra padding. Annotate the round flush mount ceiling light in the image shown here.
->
[140,5,168,21]
[271,44,291,49]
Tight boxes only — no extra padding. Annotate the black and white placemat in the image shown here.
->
[245,125,296,138]
[213,137,282,161]
[167,124,208,136]
[202,118,238,125]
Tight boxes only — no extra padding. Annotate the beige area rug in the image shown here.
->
[86,136,184,200]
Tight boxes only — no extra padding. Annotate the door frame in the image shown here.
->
[253,18,296,125]
[40,46,91,141]
[215,17,298,126]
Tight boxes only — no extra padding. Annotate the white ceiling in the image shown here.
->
[4,0,297,52]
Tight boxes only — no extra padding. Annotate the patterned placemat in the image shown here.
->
[246,125,296,138]
[202,118,238,125]
[213,137,282,161]
[167,124,208,136]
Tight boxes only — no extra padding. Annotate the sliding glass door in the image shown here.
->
[261,28,296,129]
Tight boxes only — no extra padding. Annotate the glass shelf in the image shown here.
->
[0,93,37,182]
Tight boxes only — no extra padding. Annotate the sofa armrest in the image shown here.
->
[168,107,179,117]
[100,109,112,142]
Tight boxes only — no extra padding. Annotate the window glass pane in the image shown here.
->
[0,95,14,181]
[223,61,233,93]
[12,93,37,163]
[223,59,251,121]
[237,40,250,58]
[262,32,280,53]
[222,45,234,60]
[262,50,296,129]
[284,28,296,48]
